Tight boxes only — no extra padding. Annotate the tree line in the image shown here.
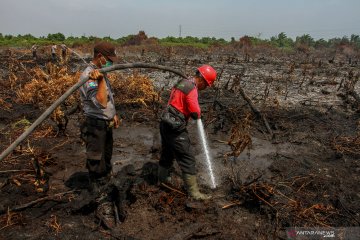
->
[0,31,359,50]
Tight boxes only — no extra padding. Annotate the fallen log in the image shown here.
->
[239,86,274,139]
[0,169,34,174]
[0,190,76,214]
[0,63,187,161]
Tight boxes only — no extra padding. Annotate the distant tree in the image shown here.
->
[295,34,314,47]
[277,32,287,47]
[162,36,177,43]
[217,38,227,44]
[102,36,113,41]
[314,38,328,49]
[116,35,131,44]
[239,36,252,48]
[350,34,360,48]
[22,34,36,40]
[88,35,99,41]
[328,37,342,48]
[248,36,267,45]
[47,32,65,42]
[66,36,78,42]
[201,37,212,44]
[350,34,359,43]
[270,32,294,48]
[340,36,350,44]
[123,31,148,45]
[144,37,159,45]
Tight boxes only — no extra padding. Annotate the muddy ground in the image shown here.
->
[0,45,359,239]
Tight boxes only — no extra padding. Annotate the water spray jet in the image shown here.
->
[197,119,217,189]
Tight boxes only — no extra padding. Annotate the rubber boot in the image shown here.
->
[158,165,171,184]
[183,173,211,200]
[88,173,110,194]
[88,173,101,194]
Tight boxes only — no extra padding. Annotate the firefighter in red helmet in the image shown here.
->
[159,65,217,200]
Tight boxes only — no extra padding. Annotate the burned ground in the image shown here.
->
[0,45,359,239]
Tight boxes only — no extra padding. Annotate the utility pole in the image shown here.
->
[179,25,182,38]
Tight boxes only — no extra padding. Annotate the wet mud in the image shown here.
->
[0,45,359,239]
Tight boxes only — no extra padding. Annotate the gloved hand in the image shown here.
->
[89,69,104,81]
[190,112,199,120]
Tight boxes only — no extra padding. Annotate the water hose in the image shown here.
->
[0,63,187,161]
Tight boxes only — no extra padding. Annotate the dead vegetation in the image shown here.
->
[333,134,360,156]
[16,63,79,108]
[0,43,359,239]
[230,173,353,229]
[224,113,252,160]
[109,71,161,107]
[11,62,161,133]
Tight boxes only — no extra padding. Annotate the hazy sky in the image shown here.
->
[1,0,359,40]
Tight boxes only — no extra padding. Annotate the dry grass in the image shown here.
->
[16,64,159,113]
[332,135,360,156]
[0,209,23,231]
[15,63,79,125]
[16,63,79,108]
[12,63,160,134]
[224,113,252,160]
[46,215,61,235]
[109,71,161,107]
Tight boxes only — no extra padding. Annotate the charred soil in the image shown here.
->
[0,45,359,239]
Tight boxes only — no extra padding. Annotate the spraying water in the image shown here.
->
[197,119,217,189]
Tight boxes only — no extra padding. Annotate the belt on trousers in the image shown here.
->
[86,117,114,128]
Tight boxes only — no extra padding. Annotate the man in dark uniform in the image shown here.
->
[31,44,38,61]
[60,44,67,61]
[159,65,217,200]
[51,44,57,62]
[79,41,120,192]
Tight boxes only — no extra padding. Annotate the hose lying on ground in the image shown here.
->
[0,63,187,161]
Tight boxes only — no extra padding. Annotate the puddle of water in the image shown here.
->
[191,126,279,187]
[111,122,158,172]
[109,122,290,186]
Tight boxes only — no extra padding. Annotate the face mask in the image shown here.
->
[100,56,113,68]
[103,60,113,68]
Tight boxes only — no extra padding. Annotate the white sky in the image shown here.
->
[0,0,359,40]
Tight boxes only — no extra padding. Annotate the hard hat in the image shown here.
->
[197,65,217,86]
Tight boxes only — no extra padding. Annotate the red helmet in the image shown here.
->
[197,65,217,86]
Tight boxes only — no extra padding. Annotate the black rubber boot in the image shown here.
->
[158,165,172,184]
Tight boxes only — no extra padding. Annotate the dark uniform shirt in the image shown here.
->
[79,65,116,120]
